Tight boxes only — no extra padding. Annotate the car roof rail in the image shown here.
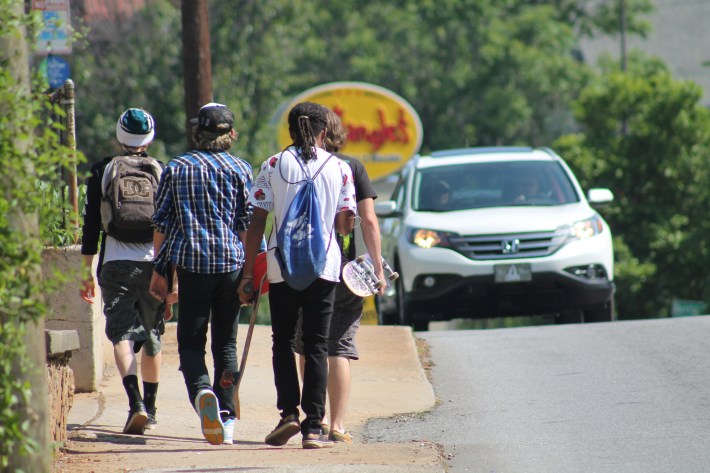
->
[429,146,535,158]
[535,147,562,159]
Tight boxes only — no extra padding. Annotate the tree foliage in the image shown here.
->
[73,0,633,162]
[1,1,78,468]
[68,0,710,321]
[555,52,710,317]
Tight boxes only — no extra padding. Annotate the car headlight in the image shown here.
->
[407,228,454,249]
[560,214,604,241]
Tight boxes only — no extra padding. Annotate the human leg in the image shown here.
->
[269,282,305,417]
[209,270,240,421]
[141,351,161,429]
[299,279,336,436]
[99,261,150,434]
[325,283,363,443]
[134,262,164,427]
[265,282,303,446]
[175,269,215,407]
[327,356,351,434]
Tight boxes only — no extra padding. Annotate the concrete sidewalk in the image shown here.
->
[53,322,443,472]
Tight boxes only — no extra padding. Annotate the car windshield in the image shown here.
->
[412,160,580,211]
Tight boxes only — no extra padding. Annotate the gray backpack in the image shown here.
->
[100,155,162,243]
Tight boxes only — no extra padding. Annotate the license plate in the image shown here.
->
[494,263,532,283]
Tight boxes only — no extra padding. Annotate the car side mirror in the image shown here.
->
[587,188,614,206]
[374,200,399,217]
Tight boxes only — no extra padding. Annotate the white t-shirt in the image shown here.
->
[248,146,356,284]
[100,159,155,264]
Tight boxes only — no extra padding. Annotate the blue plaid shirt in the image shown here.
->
[152,150,253,276]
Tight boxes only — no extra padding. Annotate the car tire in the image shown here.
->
[584,300,614,323]
[556,309,583,324]
[376,295,396,326]
[412,317,429,332]
[396,276,413,327]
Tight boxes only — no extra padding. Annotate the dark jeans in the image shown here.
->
[176,268,241,420]
[269,278,336,435]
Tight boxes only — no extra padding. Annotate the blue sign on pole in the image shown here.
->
[46,55,71,89]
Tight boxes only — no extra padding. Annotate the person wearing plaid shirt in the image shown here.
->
[149,103,252,446]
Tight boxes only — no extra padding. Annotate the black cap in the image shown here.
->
[190,102,234,134]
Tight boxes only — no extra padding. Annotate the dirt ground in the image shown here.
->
[53,323,445,472]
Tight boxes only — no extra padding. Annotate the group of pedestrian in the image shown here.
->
[80,100,382,449]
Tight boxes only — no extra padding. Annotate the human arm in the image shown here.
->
[79,161,105,303]
[357,197,385,295]
[150,228,169,301]
[80,254,95,303]
[237,207,268,305]
[149,167,173,299]
[335,158,357,236]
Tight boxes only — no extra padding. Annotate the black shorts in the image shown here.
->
[293,282,363,359]
[98,260,163,356]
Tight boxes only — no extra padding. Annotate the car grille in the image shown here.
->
[448,230,567,260]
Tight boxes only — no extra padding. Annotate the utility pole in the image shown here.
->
[619,0,628,72]
[619,0,628,136]
[181,0,213,148]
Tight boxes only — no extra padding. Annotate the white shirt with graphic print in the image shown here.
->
[248,146,356,284]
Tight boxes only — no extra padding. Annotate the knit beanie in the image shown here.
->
[116,108,155,147]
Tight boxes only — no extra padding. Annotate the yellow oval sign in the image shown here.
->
[276,82,423,181]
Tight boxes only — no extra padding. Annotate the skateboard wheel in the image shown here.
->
[356,255,366,263]
[389,272,399,281]
[375,279,385,289]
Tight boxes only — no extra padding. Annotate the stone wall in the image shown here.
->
[46,353,75,445]
[45,329,79,447]
[43,245,112,392]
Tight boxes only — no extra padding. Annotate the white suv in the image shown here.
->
[375,147,615,330]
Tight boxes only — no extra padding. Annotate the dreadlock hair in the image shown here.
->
[324,108,348,153]
[288,102,328,162]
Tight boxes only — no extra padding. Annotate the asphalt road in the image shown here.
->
[365,316,710,473]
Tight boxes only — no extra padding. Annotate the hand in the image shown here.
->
[80,277,95,303]
[149,271,168,301]
[164,286,178,321]
[238,278,255,305]
[165,288,179,305]
[374,268,387,296]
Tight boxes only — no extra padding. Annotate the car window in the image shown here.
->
[390,169,409,211]
[413,161,579,211]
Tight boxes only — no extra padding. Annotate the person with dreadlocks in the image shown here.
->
[238,102,356,449]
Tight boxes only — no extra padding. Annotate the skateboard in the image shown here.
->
[342,254,399,297]
[220,252,268,420]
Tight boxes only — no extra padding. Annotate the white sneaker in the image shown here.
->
[223,418,235,445]
[194,389,224,445]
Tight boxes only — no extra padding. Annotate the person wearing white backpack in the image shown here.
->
[238,102,356,449]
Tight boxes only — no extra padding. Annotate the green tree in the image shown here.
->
[555,52,710,317]
[1,1,77,470]
[71,0,183,165]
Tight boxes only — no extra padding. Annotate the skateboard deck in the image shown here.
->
[342,254,399,298]
[221,252,268,420]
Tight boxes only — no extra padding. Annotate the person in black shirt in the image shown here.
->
[294,108,384,444]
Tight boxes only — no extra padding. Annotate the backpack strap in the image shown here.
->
[272,150,336,253]
[278,148,335,184]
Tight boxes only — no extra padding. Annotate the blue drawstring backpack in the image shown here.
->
[274,151,334,290]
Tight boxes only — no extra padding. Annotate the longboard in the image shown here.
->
[221,252,268,420]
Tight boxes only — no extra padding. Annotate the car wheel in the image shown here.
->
[556,309,583,324]
[584,300,614,323]
[376,295,396,325]
[412,317,429,332]
[396,276,412,327]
